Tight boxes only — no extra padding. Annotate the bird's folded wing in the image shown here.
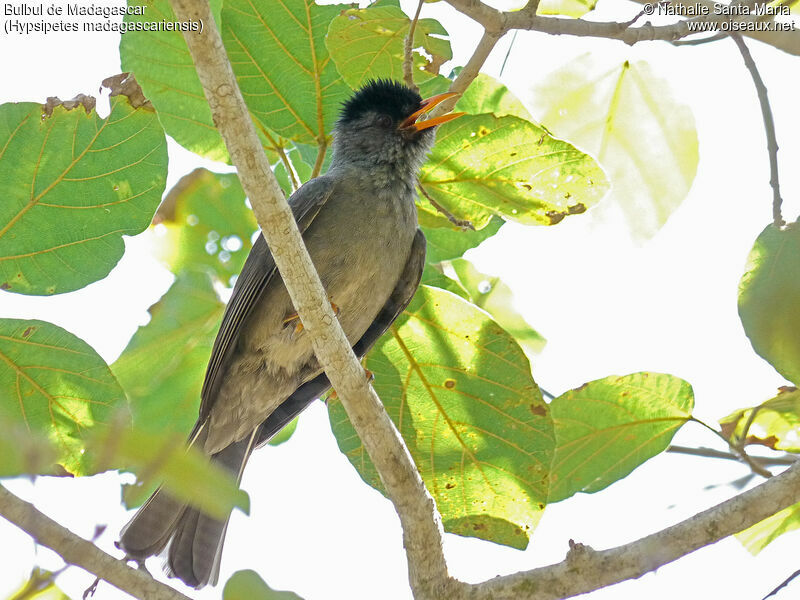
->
[254,228,427,446]
[197,177,336,424]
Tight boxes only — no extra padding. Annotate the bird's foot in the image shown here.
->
[283,299,340,334]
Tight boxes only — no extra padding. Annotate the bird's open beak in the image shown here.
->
[399,92,465,133]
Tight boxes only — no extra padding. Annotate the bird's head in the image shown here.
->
[331,79,463,176]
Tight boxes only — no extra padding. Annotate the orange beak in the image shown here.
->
[399,92,465,132]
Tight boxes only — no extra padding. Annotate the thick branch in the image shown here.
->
[731,34,785,226]
[166,0,451,596]
[463,462,800,599]
[0,485,190,600]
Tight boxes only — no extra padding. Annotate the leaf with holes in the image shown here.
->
[738,223,800,386]
[0,97,167,295]
[737,501,800,555]
[120,0,230,161]
[419,114,608,229]
[326,5,451,90]
[548,372,693,502]
[329,285,553,549]
[155,169,258,284]
[0,319,127,476]
[719,387,800,451]
[222,0,351,145]
[530,57,698,240]
[112,270,224,440]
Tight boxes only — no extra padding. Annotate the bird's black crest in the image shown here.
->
[339,79,423,124]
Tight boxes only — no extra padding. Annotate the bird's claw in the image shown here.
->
[283,299,340,334]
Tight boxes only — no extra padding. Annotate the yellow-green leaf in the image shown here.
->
[329,286,553,549]
[419,114,608,228]
[224,570,304,600]
[0,97,167,295]
[720,387,800,451]
[0,319,127,475]
[737,501,800,555]
[549,372,694,502]
[738,223,800,386]
[531,57,698,240]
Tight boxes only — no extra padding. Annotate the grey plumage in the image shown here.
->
[118,80,458,588]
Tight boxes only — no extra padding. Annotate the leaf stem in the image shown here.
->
[311,139,328,180]
[690,416,773,478]
[404,0,425,92]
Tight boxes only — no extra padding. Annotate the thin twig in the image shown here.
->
[498,30,517,77]
[762,568,800,599]
[417,178,475,229]
[690,417,773,478]
[404,0,425,91]
[731,33,785,226]
[0,485,191,600]
[671,32,728,46]
[311,139,328,180]
[667,444,797,466]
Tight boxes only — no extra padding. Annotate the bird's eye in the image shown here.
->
[376,114,393,128]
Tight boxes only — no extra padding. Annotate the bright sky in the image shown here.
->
[1,0,799,599]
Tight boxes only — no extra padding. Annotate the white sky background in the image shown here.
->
[1,0,799,598]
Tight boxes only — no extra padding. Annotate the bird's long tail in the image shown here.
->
[118,426,257,588]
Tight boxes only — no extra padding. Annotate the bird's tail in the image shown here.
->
[118,426,257,589]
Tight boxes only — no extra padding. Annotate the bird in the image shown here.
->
[118,79,463,588]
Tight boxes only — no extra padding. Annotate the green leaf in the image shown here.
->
[267,416,299,446]
[548,373,693,502]
[419,114,608,229]
[120,0,229,161]
[91,420,249,519]
[720,387,800,451]
[155,169,257,283]
[274,146,314,195]
[222,0,351,144]
[420,262,468,299]
[326,5,451,90]
[738,223,800,386]
[455,74,531,120]
[443,258,545,357]
[421,215,504,263]
[329,286,553,549]
[112,270,224,437]
[0,97,167,295]
[737,501,800,555]
[224,570,304,600]
[0,319,127,476]
[530,57,698,240]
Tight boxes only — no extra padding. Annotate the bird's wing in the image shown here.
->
[254,228,427,446]
[197,177,335,424]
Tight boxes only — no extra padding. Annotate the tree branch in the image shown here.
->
[731,34,785,226]
[166,0,452,596]
[443,0,800,55]
[462,462,800,599]
[0,485,191,600]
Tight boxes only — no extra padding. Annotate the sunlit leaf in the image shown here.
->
[0,96,167,295]
[419,114,608,229]
[91,420,249,519]
[443,258,545,357]
[222,0,351,144]
[455,73,531,119]
[738,223,800,386]
[329,285,553,549]
[421,215,504,263]
[0,319,127,475]
[112,270,223,437]
[720,387,800,451]
[154,169,257,283]
[326,5,451,90]
[120,0,229,161]
[737,501,800,555]
[6,568,70,600]
[267,416,299,446]
[224,570,304,600]
[0,417,59,477]
[537,0,597,17]
[530,57,698,240]
[548,372,693,502]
